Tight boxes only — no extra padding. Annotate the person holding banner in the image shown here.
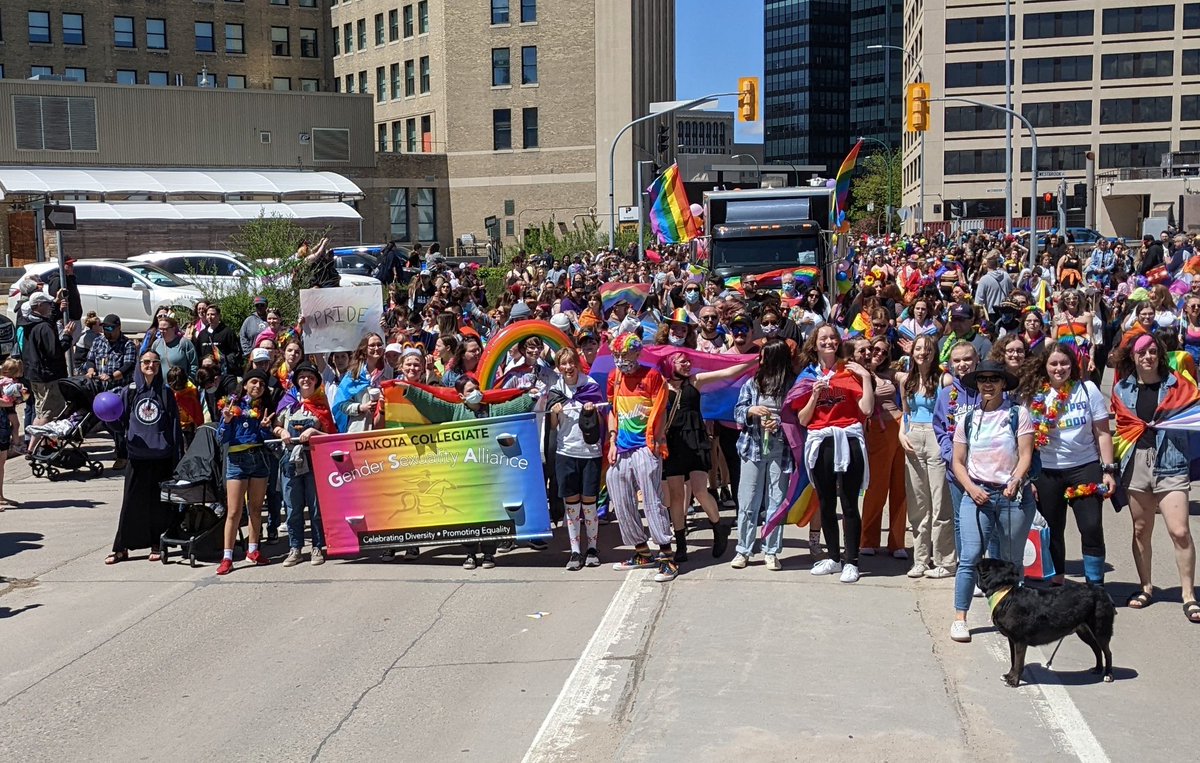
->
[548,347,605,571]
[274,362,336,568]
[333,334,391,433]
[216,370,276,576]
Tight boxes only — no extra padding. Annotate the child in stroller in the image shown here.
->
[158,423,228,566]
[24,376,104,480]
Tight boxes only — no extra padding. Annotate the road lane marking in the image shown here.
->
[522,571,652,762]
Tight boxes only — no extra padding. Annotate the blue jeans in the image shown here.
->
[954,484,1036,613]
[735,444,787,556]
[282,463,324,551]
[949,478,1001,564]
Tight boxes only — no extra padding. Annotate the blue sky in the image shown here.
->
[675,0,764,144]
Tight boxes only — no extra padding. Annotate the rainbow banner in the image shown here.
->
[588,345,757,422]
[725,265,822,293]
[833,139,863,232]
[599,282,652,314]
[310,413,552,556]
[646,163,701,244]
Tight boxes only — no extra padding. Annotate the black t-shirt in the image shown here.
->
[1134,381,1161,448]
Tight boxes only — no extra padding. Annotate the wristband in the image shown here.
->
[1101,463,1119,476]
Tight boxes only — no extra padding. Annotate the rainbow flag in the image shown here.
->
[380,381,525,428]
[588,346,757,422]
[833,139,863,232]
[849,311,872,338]
[599,282,651,313]
[645,163,701,244]
[725,266,822,293]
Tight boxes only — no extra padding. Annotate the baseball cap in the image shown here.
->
[250,347,272,363]
[384,342,405,356]
[102,314,121,327]
[253,296,268,306]
[949,304,973,321]
[549,313,572,331]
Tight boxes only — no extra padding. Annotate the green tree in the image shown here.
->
[849,151,901,235]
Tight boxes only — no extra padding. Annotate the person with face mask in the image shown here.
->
[679,278,706,324]
[653,309,696,349]
[757,308,784,345]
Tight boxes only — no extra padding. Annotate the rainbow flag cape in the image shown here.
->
[599,282,651,313]
[645,163,701,244]
[1110,373,1200,462]
[588,346,757,422]
[762,368,830,536]
[379,380,525,428]
[725,265,822,293]
[833,140,863,232]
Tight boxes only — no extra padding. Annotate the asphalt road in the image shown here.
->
[2,440,1198,762]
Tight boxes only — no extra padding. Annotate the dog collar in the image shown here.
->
[987,586,1012,613]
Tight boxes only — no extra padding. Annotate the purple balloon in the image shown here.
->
[826,179,837,188]
[93,391,124,423]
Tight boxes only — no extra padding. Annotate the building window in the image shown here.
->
[334,77,341,92]
[376,67,387,102]
[378,124,389,152]
[416,188,436,241]
[115,69,137,85]
[419,56,430,93]
[1022,100,1092,128]
[273,77,291,91]
[1184,50,1200,76]
[521,46,537,84]
[359,69,368,93]
[1019,145,1089,172]
[945,17,1012,45]
[226,74,245,89]
[1099,142,1170,168]
[389,64,400,99]
[357,18,366,50]
[493,108,512,150]
[114,16,135,48]
[1100,51,1173,79]
[945,60,1009,88]
[149,71,169,86]
[332,28,340,56]
[390,121,402,152]
[421,115,431,149]
[30,66,54,78]
[418,1,429,33]
[197,72,216,88]
[270,0,288,5]
[944,148,1006,175]
[62,13,84,46]
[944,105,1005,132]
[374,13,385,45]
[406,118,417,152]
[28,12,51,44]
[405,59,416,95]
[523,107,539,148]
[1102,6,1175,35]
[64,67,86,82]
[147,19,167,50]
[521,0,537,23]
[1024,11,1093,39]
[388,188,410,240]
[345,72,354,92]
[1023,55,1092,84]
[300,78,318,92]
[1183,95,1200,120]
[272,27,290,56]
[491,0,510,25]
[226,24,245,54]
[195,22,215,52]
[300,0,317,6]
[389,9,399,41]
[492,48,510,86]
[300,28,318,58]
[343,23,352,53]
[1188,4,1200,29]
[1100,96,1173,124]
[404,6,415,37]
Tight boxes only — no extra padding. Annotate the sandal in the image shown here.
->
[104,550,128,565]
[1184,601,1200,623]
[1126,589,1154,609]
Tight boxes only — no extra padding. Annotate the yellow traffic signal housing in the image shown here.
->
[738,77,759,122]
[906,82,930,132]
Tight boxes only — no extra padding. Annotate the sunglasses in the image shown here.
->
[975,375,1002,384]
[103,325,117,331]
[699,315,718,322]
[140,359,160,366]
[760,320,779,327]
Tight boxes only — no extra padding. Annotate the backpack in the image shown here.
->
[963,404,1042,482]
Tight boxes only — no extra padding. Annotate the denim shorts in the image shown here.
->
[226,447,272,481]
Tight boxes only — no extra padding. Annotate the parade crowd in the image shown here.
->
[7,228,1200,641]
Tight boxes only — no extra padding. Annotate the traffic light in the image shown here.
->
[1041,191,1056,213]
[905,82,930,132]
[949,200,965,219]
[738,77,759,122]
[1072,182,1087,208]
[656,124,670,157]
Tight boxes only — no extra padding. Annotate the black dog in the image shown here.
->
[976,558,1115,687]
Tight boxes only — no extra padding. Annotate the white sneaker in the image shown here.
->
[310,547,325,566]
[892,549,909,560]
[839,563,860,583]
[907,562,928,579]
[765,554,782,571]
[950,620,972,643]
[282,548,303,568]
[730,553,749,569]
[973,585,984,598]
[811,558,843,576]
[924,565,954,579]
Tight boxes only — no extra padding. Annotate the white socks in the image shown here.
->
[222,549,233,561]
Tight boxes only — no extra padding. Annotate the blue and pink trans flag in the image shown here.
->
[588,346,755,423]
[761,367,823,536]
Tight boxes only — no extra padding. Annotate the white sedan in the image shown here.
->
[129,250,381,294]
[6,260,203,334]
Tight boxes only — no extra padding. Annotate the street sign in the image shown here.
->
[1037,171,1067,179]
[45,205,77,231]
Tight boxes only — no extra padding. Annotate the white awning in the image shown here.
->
[0,167,363,200]
[69,201,361,221]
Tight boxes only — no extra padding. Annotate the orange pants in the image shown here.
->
[860,415,907,551]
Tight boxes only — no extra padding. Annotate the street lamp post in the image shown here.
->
[930,96,1039,269]
[858,136,893,234]
[730,153,761,185]
[868,44,923,232]
[607,92,736,249]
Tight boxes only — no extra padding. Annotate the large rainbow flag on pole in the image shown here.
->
[833,139,863,233]
[645,163,701,244]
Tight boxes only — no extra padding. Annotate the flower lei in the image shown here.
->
[217,395,261,420]
[1064,483,1110,501]
[946,387,959,434]
[1028,381,1074,448]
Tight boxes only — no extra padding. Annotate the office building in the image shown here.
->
[332,0,674,245]
[850,0,904,150]
[0,2,332,91]
[901,0,1200,236]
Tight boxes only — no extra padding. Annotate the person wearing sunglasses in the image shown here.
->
[949,359,1036,643]
[794,288,828,342]
[860,337,908,561]
[694,307,726,354]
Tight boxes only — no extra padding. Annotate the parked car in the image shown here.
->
[329,244,420,285]
[6,260,203,334]
[130,250,381,293]
[1037,228,1117,247]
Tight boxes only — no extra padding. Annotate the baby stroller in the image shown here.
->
[159,424,227,567]
[26,377,104,480]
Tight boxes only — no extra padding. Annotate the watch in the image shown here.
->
[1101,463,1119,476]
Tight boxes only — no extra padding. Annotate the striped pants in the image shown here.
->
[608,447,674,547]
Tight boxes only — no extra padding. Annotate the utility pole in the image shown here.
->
[1057,178,1068,234]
